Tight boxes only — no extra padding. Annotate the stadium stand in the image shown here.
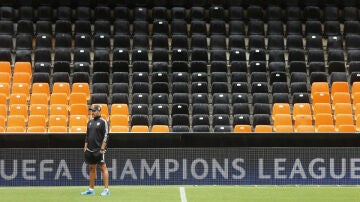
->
[0,2,359,133]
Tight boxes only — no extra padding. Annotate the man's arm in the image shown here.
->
[100,119,109,154]
[84,142,88,152]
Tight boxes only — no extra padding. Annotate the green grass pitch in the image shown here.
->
[2,186,360,202]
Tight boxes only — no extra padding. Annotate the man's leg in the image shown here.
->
[99,163,109,188]
[89,164,97,189]
[81,164,97,195]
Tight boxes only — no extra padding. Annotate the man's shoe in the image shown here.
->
[81,189,95,195]
[100,189,110,196]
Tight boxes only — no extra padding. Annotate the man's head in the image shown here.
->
[90,105,101,118]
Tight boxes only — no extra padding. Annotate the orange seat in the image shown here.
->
[254,125,273,132]
[0,93,6,105]
[0,104,7,120]
[293,103,312,119]
[9,104,28,121]
[50,104,69,119]
[295,125,315,132]
[0,72,11,84]
[274,125,293,132]
[131,125,149,132]
[316,125,336,132]
[13,72,31,85]
[0,115,5,130]
[110,115,129,127]
[110,126,129,132]
[352,92,360,106]
[313,103,332,117]
[335,114,354,131]
[70,104,88,117]
[48,126,68,133]
[0,61,11,75]
[7,115,26,128]
[69,126,87,133]
[294,115,313,127]
[151,125,170,132]
[272,103,290,119]
[29,104,48,121]
[91,104,109,120]
[355,114,360,131]
[331,82,349,97]
[355,103,360,118]
[0,83,10,98]
[11,83,30,100]
[69,93,87,105]
[352,82,360,97]
[10,93,27,105]
[30,93,48,105]
[311,82,329,98]
[312,92,331,104]
[315,113,334,128]
[14,62,32,77]
[337,124,356,132]
[273,114,293,127]
[27,126,46,133]
[110,104,129,116]
[69,115,87,127]
[234,125,252,132]
[49,115,68,127]
[72,83,90,100]
[52,82,70,98]
[6,126,26,133]
[28,115,46,129]
[332,92,351,105]
[32,83,50,100]
[333,103,353,117]
[50,93,68,105]
[0,126,4,133]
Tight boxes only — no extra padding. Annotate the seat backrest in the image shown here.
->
[69,93,87,105]
[11,83,30,99]
[311,82,329,98]
[70,104,88,117]
[52,82,70,98]
[312,92,331,104]
[29,104,48,121]
[32,83,50,99]
[72,83,90,100]
[49,115,68,127]
[9,104,28,121]
[254,125,273,132]
[293,103,312,119]
[50,104,69,118]
[50,93,68,105]
[13,72,31,85]
[14,62,32,77]
[30,93,48,105]
[272,103,290,119]
[151,125,169,132]
[69,115,88,127]
[331,82,349,97]
[131,125,149,132]
[110,104,129,116]
[110,114,129,127]
[233,125,252,132]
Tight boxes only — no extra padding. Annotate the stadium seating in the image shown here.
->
[0,4,358,133]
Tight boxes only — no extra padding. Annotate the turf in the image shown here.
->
[2,186,360,202]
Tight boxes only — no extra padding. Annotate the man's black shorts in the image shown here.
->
[84,149,105,165]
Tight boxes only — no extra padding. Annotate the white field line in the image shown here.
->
[179,186,187,202]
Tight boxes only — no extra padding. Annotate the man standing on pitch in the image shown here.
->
[81,105,110,196]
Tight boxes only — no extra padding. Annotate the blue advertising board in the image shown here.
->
[1,148,360,186]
